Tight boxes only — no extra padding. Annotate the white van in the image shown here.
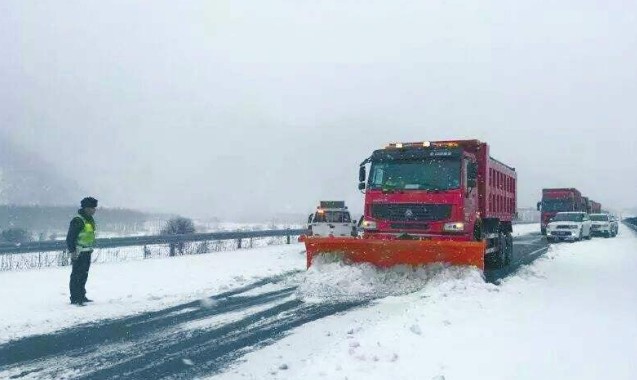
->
[307,201,357,237]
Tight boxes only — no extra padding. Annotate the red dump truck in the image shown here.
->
[304,139,517,270]
[537,188,586,235]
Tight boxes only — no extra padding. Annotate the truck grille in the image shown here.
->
[390,222,429,230]
[371,204,451,222]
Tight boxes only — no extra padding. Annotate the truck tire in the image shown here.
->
[505,234,513,265]
[473,222,483,241]
[486,233,507,269]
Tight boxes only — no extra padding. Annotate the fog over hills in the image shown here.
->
[0,137,79,206]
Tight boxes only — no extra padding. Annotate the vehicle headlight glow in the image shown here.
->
[361,220,377,230]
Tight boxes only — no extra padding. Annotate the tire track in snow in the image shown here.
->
[485,236,549,283]
[0,270,363,379]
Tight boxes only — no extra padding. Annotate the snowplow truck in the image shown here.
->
[304,140,517,270]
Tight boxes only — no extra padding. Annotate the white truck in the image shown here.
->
[306,201,357,237]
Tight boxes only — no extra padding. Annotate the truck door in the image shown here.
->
[464,158,479,223]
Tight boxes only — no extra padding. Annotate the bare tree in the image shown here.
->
[1,228,32,244]
[161,217,196,256]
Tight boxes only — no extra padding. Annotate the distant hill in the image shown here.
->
[0,138,78,205]
[0,205,158,238]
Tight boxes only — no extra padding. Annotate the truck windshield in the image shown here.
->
[590,214,609,221]
[542,199,575,212]
[368,159,461,191]
[553,213,584,222]
[313,211,351,223]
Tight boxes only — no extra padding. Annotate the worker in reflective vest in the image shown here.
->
[67,197,98,306]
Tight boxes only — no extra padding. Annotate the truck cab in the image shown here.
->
[307,201,357,237]
[357,140,516,268]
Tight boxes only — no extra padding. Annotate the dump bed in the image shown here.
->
[454,140,517,222]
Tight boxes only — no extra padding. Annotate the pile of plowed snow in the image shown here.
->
[297,255,485,303]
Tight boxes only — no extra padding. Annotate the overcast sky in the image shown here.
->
[1,0,636,220]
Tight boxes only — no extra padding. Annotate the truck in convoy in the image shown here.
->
[303,140,517,270]
[587,199,602,214]
[537,188,586,235]
[305,201,357,237]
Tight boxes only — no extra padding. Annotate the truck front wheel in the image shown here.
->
[486,232,508,269]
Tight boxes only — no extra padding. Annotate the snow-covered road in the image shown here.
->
[215,226,637,380]
[1,224,635,379]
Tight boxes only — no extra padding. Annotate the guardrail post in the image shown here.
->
[286,230,291,244]
[237,238,242,249]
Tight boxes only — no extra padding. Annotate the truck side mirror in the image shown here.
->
[359,166,366,183]
[307,214,313,224]
[536,202,541,211]
[358,182,366,190]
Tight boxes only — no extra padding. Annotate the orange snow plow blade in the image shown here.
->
[304,237,486,270]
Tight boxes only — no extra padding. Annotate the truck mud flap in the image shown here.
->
[304,237,486,270]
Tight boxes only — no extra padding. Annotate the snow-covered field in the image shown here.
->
[1,223,636,379]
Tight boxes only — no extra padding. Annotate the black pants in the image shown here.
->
[69,251,92,302]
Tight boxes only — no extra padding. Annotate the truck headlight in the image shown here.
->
[361,219,377,230]
[443,222,465,232]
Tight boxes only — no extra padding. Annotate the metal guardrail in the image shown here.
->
[623,218,637,232]
[0,221,540,255]
[0,228,308,255]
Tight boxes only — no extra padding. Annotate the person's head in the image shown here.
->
[80,197,98,216]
